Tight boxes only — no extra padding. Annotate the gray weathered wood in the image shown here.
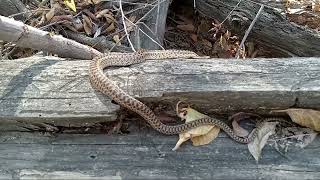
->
[0,129,319,179]
[196,0,320,56]
[131,0,171,49]
[0,56,319,129]
[0,0,30,20]
[0,15,101,59]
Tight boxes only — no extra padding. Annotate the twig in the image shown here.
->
[109,34,127,52]
[119,0,135,52]
[39,20,67,30]
[126,17,165,49]
[104,0,155,6]
[220,0,243,25]
[137,22,165,49]
[235,5,264,59]
[155,0,161,35]
[8,9,50,18]
[106,0,163,39]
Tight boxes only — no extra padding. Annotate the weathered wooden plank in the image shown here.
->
[0,56,319,128]
[0,130,319,179]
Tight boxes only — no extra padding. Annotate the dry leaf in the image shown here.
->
[92,0,102,4]
[63,23,78,32]
[229,112,259,137]
[113,35,121,45]
[172,133,191,151]
[106,23,115,32]
[125,16,136,32]
[82,14,92,35]
[232,119,249,137]
[82,15,92,28]
[103,13,116,24]
[224,30,231,39]
[191,126,220,146]
[190,34,197,42]
[248,122,278,161]
[45,7,56,21]
[172,107,220,151]
[96,9,110,18]
[64,0,76,12]
[274,109,320,131]
[313,1,320,12]
[246,42,255,57]
[219,35,228,51]
[177,24,195,32]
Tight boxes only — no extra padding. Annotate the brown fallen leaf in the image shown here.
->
[172,106,220,151]
[248,122,278,161]
[190,34,197,42]
[232,118,249,137]
[45,7,56,22]
[113,35,121,45]
[273,109,320,131]
[104,13,116,24]
[125,16,136,32]
[229,112,261,137]
[191,126,220,146]
[219,35,228,51]
[82,14,92,35]
[96,9,110,18]
[106,23,115,32]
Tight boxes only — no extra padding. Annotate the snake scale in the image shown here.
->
[89,49,262,144]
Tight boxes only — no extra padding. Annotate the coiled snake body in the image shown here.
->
[89,50,260,143]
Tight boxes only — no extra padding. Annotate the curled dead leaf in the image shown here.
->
[82,14,92,35]
[45,7,56,21]
[274,109,320,131]
[173,106,220,151]
[96,9,110,18]
[125,16,136,32]
[232,119,249,137]
[248,122,278,161]
[191,126,220,146]
[190,34,197,42]
[113,35,121,45]
[219,35,228,51]
[104,14,116,24]
[106,23,115,32]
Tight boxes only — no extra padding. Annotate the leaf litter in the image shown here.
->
[172,103,319,162]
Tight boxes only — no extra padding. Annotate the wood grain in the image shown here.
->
[0,56,319,129]
[0,130,319,179]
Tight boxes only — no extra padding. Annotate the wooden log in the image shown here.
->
[0,56,319,130]
[0,130,319,179]
[0,15,101,59]
[196,0,320,56]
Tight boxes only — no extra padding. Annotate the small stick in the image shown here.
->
[235,5,264,59]
[119,0,135,52]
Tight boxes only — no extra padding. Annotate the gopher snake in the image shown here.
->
[89,50,260,143]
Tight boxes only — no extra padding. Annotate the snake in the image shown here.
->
[89,49,263,143]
